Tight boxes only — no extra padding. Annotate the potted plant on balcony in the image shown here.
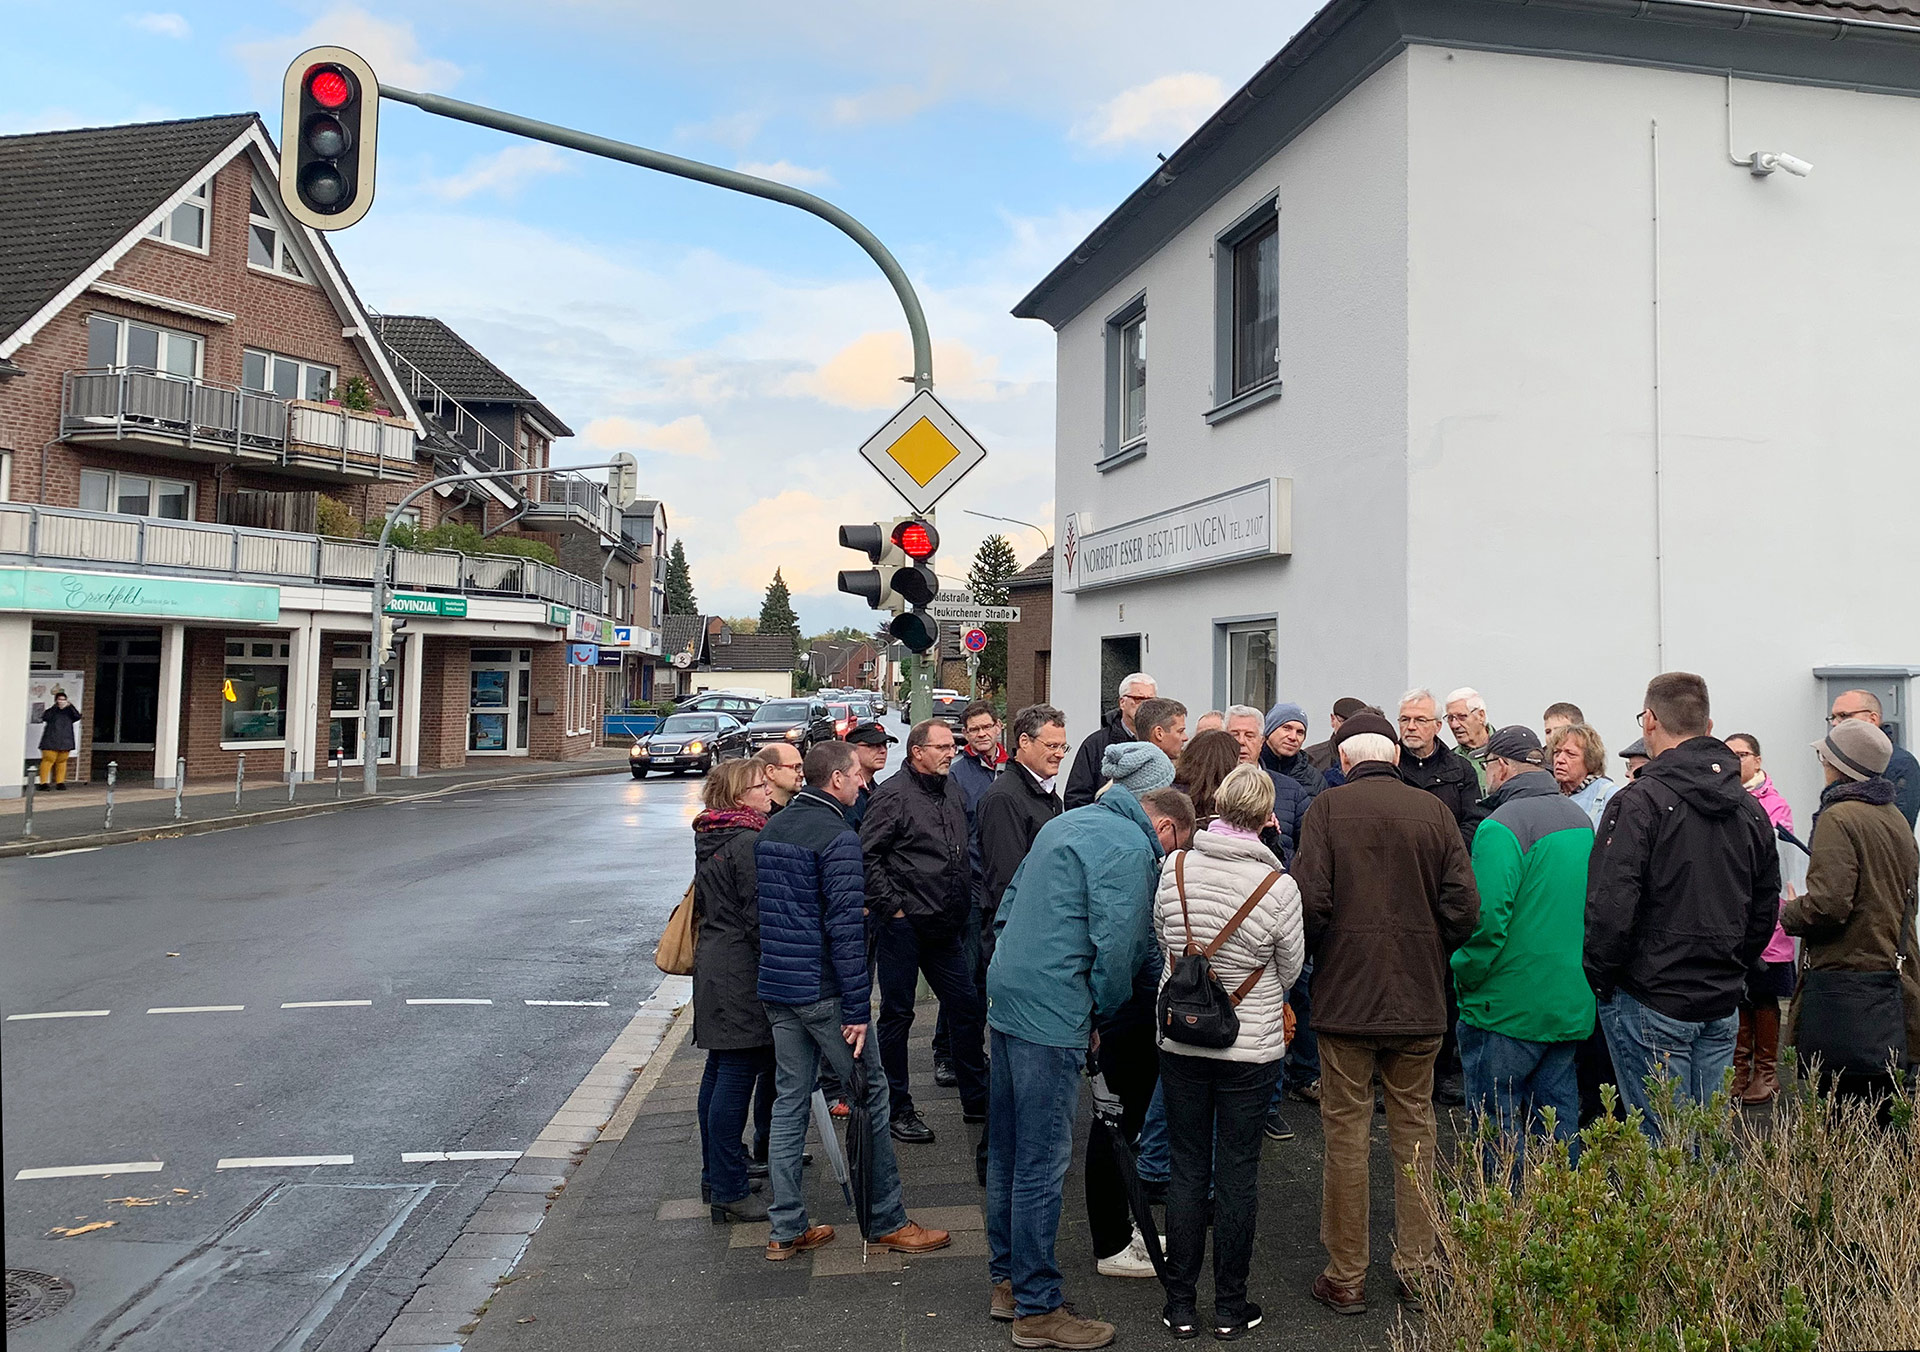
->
[332,375,376,412]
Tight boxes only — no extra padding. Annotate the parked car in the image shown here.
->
[630,712,750,778]
[930,693,968,731]
[826,702,856,739]
[745,698,838,753]
[673,691,763,719]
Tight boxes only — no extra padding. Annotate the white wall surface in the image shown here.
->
[1048,53,1413,738]
[693,669,793,699]
[1404,46,1920,817]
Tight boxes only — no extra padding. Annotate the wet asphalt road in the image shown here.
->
[1,771,699,1352]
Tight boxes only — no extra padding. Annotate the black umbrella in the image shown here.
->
[846,1048,876,1245]
[1089,1061,1169,1282]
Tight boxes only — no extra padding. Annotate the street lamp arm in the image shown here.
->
[379,84,933,393]
[962,509,1050,550]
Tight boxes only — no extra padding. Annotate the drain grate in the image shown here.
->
[5,1270,75,1330]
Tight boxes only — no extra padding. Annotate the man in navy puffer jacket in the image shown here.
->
[754,741,949,1261]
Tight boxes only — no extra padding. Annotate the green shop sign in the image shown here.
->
[0,567,280,622]
[548,604,571,627]
[386,593,468,618]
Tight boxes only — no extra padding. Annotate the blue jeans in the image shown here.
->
[985,1029,1083,1318]
[1597,989,1738,1136]
[1136,1078,1169,1183]
[698,1045,775,1204]
[766,999,909,1243]
[1280,958,1320,1091]
[876,915,988,1119]
[1457,1022,1579,1167]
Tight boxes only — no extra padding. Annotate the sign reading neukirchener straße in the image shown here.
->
[1061,479,1290,593]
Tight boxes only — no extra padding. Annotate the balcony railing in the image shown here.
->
[0,502,605,614]
[61,369,416,478]
[523,470,620,538]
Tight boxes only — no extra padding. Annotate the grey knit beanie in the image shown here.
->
[1101,741,1175,795]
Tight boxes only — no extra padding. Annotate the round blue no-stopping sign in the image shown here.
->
[962,627,988,653]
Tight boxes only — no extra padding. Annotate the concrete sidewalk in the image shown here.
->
[464,1003,1438,1352]
[1,747,632,856]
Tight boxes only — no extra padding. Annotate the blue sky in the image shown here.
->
[9,0,1321,632]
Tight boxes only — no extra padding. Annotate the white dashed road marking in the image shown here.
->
[281,1000,373,1009]
[7,1010,111,1021]
[405,998,493,1005]
[523,1000,610,1007]
[147,1005,245,1014]
[216,1155,354,1169]
[400,1150,524,1162]
[16,1161,165,1180]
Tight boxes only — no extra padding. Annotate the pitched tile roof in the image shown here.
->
[708,633,798,671]
[0,113,257,343]
[374,314,574,437]
[1007,553,1054,589]
[662,615,707,659]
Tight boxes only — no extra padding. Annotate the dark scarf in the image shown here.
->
[1810,774,1895,841]
[693,807,767,833]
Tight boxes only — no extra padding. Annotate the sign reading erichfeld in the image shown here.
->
[1061,479,1291,593]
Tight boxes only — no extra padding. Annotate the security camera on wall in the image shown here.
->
[1750,151,1813,178]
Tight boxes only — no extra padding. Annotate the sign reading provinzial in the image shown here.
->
[928,602,1021,624]
[857,389,988,514]
[1061,479,1291,593]
[0,567,280,622]
[386,593,468,618]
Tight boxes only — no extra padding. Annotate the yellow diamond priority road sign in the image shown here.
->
[857,389,987,513]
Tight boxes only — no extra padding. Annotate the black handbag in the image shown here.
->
[1157,851,1282,1050]
[1795,890,1913,1078]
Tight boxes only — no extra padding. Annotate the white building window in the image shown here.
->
[80,469,194,520]
[1118,312,1147,446]
[247,184,308,280]
[30,631,59,670]
[147,179,210,252]
[87,313,202,377]
[223,637,291,745]
[243,348,337,403]
[1229,217,1279,396]
[1224,621,1277,713]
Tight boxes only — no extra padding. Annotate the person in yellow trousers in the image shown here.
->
[36,689,83,789]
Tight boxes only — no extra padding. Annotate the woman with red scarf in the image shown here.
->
[693,758,776,1221]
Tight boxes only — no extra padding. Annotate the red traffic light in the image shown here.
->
[307,67,353,109]
[892,519,938,560]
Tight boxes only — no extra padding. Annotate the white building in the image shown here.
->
[1015,0,1920,816]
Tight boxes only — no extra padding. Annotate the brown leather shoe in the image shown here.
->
[989,1280,1015,1322]
[1011,1305,1117,1349]
[1312,1273,1368,1316]
[869,1219,951,1254]
[765,1223,834,1260]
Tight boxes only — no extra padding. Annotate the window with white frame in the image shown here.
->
[80,469,194,520]
[243,348,337,403]
[147,179,210,251]
[223,637,292,744]
[1101,295,1148,464]
[1229,217,1279,396]
[247,184,308,280]
[87,313,202,377]
[1224,621,1277,713]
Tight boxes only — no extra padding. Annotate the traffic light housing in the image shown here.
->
[377,613,406,664]
[280,46,379,230]
[836,516,940,653]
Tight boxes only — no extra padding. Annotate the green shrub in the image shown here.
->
[315,494,362,538]
[379,521,558,566]
[1399,1063,1920,1352]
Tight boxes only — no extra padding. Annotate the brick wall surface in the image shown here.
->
[1005,575,1055,719]
[419,634,471,771]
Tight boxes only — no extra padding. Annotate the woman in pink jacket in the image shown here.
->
[1726,733,1795,1104]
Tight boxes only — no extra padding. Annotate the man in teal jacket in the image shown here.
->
[982,765,1193,1346]
[1452,726,1596,1149]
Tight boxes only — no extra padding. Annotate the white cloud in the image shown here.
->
[1073,72,1225,150]
[232,5,461,98]
[581,415,717,460]
[674,110,765,151]
[424,145,575,201]
[129,12,190,39]
[735,159,834,189]
[789,332,1021,411]
[828,83,945,128]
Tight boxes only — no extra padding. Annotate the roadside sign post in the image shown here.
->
[962,627,987,700]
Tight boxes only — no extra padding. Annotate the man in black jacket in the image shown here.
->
[977,704,1068,955]
[1586,672,1779,1132]
[1063,672,1155,810]
[1396,689,1484,848]
[860,719,987,1143]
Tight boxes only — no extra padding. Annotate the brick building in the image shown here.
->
[1003,553,1054,717]
[0,114,648,792]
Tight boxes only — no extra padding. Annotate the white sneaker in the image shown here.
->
[1095,1226,1157,1278]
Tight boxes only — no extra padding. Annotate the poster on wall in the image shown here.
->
[23,670,86,759]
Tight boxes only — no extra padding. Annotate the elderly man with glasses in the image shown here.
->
[1828,690,1920,828]
[1065,672,1157,810]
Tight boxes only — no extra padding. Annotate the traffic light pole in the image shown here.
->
[376,85,933,394]
[361,461,623,796]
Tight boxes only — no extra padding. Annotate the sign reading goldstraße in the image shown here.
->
[1061,479,1290,593]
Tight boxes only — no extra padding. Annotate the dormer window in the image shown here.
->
[148,179,209,251]
[248,184,308,280]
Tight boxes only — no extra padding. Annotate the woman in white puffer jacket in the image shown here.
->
[1152,763,1305,1340]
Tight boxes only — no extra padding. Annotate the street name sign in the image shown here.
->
[857,389,987,513]
[387,593,468,617]
[928,602,1020,624]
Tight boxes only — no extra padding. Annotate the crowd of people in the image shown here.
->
[677,672,1920,1348]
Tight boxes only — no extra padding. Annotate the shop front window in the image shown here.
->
[1226,622,1277,714]
[224,637,290,743]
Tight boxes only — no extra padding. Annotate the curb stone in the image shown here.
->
[370,977,693,1352]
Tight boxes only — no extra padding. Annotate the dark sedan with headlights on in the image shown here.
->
[630,712,751,778]
[744,698,838,755]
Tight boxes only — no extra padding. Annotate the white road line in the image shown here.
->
[400,1150,525,1162]
[405,998,492,1005]
[35,847,101,857]
[216,1155,353,1169]
[16,1161,164,1180]
[7,1009,111,1021]
[147,1005,245,1014]
[523,999,610,1007]
[280,1000,373,1009]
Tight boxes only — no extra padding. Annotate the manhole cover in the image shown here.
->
[6,1269,75,1330]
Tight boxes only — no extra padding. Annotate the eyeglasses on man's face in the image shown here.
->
[1829,709,1874,725]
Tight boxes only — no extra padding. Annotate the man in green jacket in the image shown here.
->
[1452,726,1596,1147]
[983,757,1194,1349]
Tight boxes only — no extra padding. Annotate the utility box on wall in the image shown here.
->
[1813,666,1920,748]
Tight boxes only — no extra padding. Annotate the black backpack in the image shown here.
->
[1157,850,1283,1050]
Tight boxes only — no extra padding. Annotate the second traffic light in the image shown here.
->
[837,516,940,652]
[279,45,379,230]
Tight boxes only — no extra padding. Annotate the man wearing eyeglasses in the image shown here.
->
[1828,691,1920,828]
[1065,672,1156,810]
[1397,689,1484,848]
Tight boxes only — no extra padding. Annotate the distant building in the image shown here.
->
[658,616,796,700]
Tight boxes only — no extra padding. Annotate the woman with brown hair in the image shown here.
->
[1546,723,1617,827]
[1174,729,1242,826]
[692,757,776,1222]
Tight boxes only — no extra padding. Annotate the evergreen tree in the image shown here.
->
[664,538,698,615]
[967,533,1020,695]
[758,567,801,637]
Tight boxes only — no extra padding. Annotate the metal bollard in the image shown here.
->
[104,761,117,830]
[235,753,245,808]
[21,776,36,840]
[174,757,186,822]
[333,750,343,799]
[288,751,298,804]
